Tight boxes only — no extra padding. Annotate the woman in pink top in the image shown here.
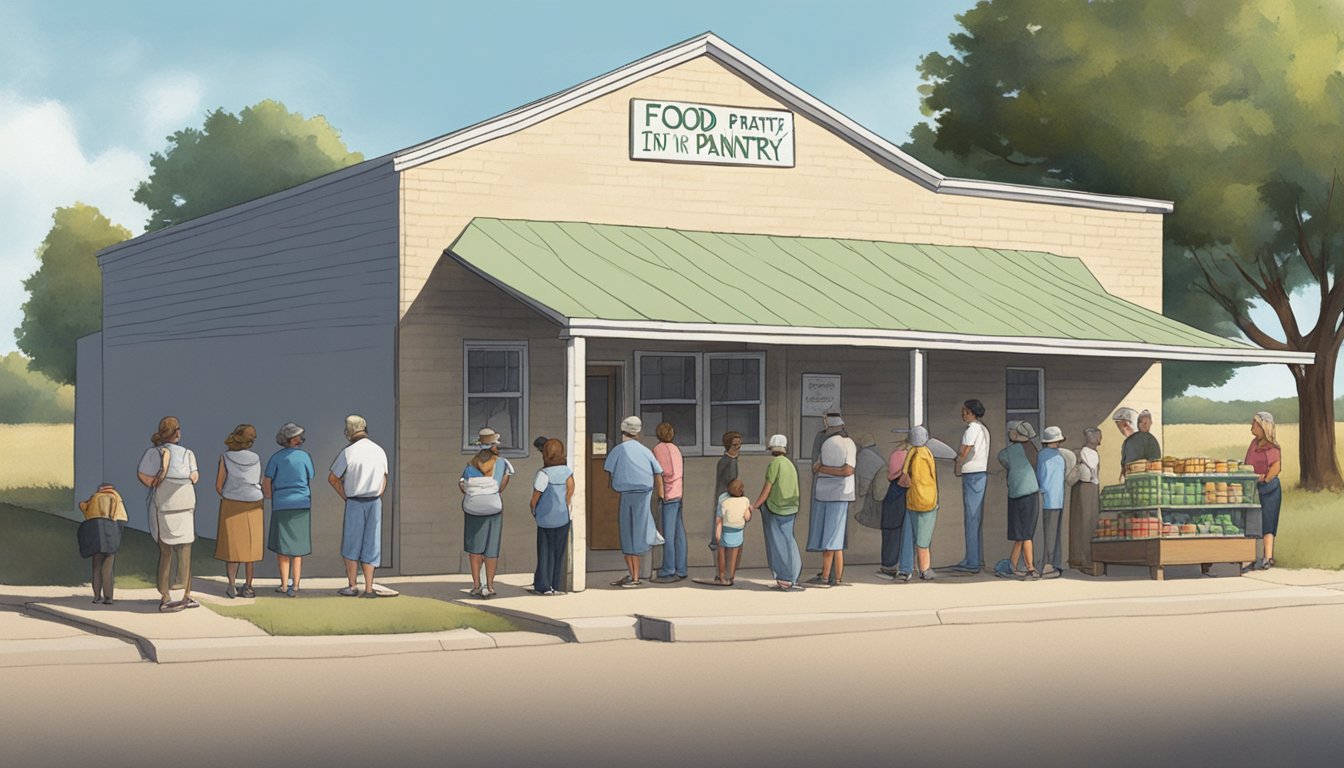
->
[1244,411,1283,570]
[651,422,687,582]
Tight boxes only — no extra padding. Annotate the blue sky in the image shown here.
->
[0,0,1333,400]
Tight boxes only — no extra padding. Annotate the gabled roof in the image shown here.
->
[396,32,1173,215]
[446,218,1312,365]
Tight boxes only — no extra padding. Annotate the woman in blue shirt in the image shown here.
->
[264,422,315,597]
[530,439,574,595]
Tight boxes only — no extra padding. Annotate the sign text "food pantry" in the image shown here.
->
[630,99,795,168]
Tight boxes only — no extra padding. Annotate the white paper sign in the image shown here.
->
[801,374,841,417]
[630,99,795,167]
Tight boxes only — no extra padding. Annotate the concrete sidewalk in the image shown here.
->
[4,564,1344,664]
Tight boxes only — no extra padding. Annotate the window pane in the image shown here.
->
[641,356,695,400]
[710,357,760,402]
[1006,369,1040,410]
[506,351,520,392]
[711,404,760,445]
[640,404,697,447]
[468,397,520,449]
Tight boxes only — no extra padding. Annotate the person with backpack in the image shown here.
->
[458,427,514,598]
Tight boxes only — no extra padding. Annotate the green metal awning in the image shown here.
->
[445,218,1312,364]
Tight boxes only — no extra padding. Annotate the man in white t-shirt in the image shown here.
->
[327,414,389,598]
[806,415,857,585]
[948,399,991,574]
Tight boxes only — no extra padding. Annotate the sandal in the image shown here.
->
[158,601,184,613]
[225,584,237,599]
[609,575,632,587]
[180,598,200,609]
[1023,569,1041,580]
[240,586,256,598]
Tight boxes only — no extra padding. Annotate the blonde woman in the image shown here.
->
[216,424,264,598]
[1245,411,1283,570]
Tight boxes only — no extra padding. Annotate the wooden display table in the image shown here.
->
[1090,537,1256,580]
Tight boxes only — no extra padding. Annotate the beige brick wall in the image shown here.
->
[395,54,1166,575]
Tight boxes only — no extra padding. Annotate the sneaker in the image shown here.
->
[804,574,830,585]
[274,585,289,594]
[1262,558,1275,570]
[338,586,361,597]
[1023,569,1041,581]
[609,575,632,587]
[919,569,936,581]
[286,587,297,598]
[468,585,484,596]
[363,590,378,599]
[619,578,642,588]
[899,572,914,583]
[481,585,496,598]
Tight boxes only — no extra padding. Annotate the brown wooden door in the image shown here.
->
[587,367,623,550]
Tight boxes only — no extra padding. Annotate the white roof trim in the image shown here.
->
[395,33,1173,215]
[562,319,1314,365]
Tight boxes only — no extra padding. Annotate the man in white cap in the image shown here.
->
[602,416,663,587]
[328,414,389,597]
[1035,426,1068,578]
[752,434,802,589]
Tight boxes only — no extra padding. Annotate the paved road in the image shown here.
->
[6,605,1343,768]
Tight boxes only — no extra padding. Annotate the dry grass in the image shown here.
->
[1165,423,1344,570]
[0,424,73,489]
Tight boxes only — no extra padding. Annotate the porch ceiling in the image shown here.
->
[445,218,1313,365]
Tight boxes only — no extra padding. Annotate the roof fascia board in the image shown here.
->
[563,319,1314,365]
[395,33,1173,215]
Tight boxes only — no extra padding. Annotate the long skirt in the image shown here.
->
[806,500,848,552]
[215,499,263,562]
[1068,482,1100,570]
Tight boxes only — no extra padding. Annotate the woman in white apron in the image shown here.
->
[136,417,200,612]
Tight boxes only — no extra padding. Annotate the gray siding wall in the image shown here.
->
[93,160,400,577]
[75,332,103,506]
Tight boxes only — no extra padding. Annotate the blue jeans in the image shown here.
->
[762,508,801,583]
[657,499,687,577]
[534,523,569,593]
[898,511,915,575]
[958,472,987,570]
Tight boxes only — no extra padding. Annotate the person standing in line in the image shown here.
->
[265,422,315,597]
[137,417,200,613]
[603,416,663,588]
[852,433,889,531]
[1035,426,1068,579]
[807,416,856,586]
[216,424,265,599]
[903,426,940,581]
[948,400,990,574]
[1068,428,1103,574]
[77,483,127,605]
[459,428,514,598]
[998,421,1041,580]
[709,431,743,557]
[529,438,573,595]
[876,424,912,582]
[651,423,687,584]
[1244,411,1283,571]
[327,414,389,598]
[752,434,802,590]
[714,479,753,585]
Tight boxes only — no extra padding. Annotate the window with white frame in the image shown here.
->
[463,341,528,454]
[636,351,765,455]
[1005,366,1044,440]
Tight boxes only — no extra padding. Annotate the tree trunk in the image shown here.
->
[1293,345,1343,491]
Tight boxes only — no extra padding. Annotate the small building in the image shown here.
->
[76,34,1309,587]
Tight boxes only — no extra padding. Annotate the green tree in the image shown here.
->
[907,0,1344,490]
[16,204,131,385]
[0,352,74,423]
[133,99,363,231]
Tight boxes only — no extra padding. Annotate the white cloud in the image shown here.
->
[136,72,205,146]
[0,91,149,352]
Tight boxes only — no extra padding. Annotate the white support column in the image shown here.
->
[566,336,588,592]
[910,348,927,427]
